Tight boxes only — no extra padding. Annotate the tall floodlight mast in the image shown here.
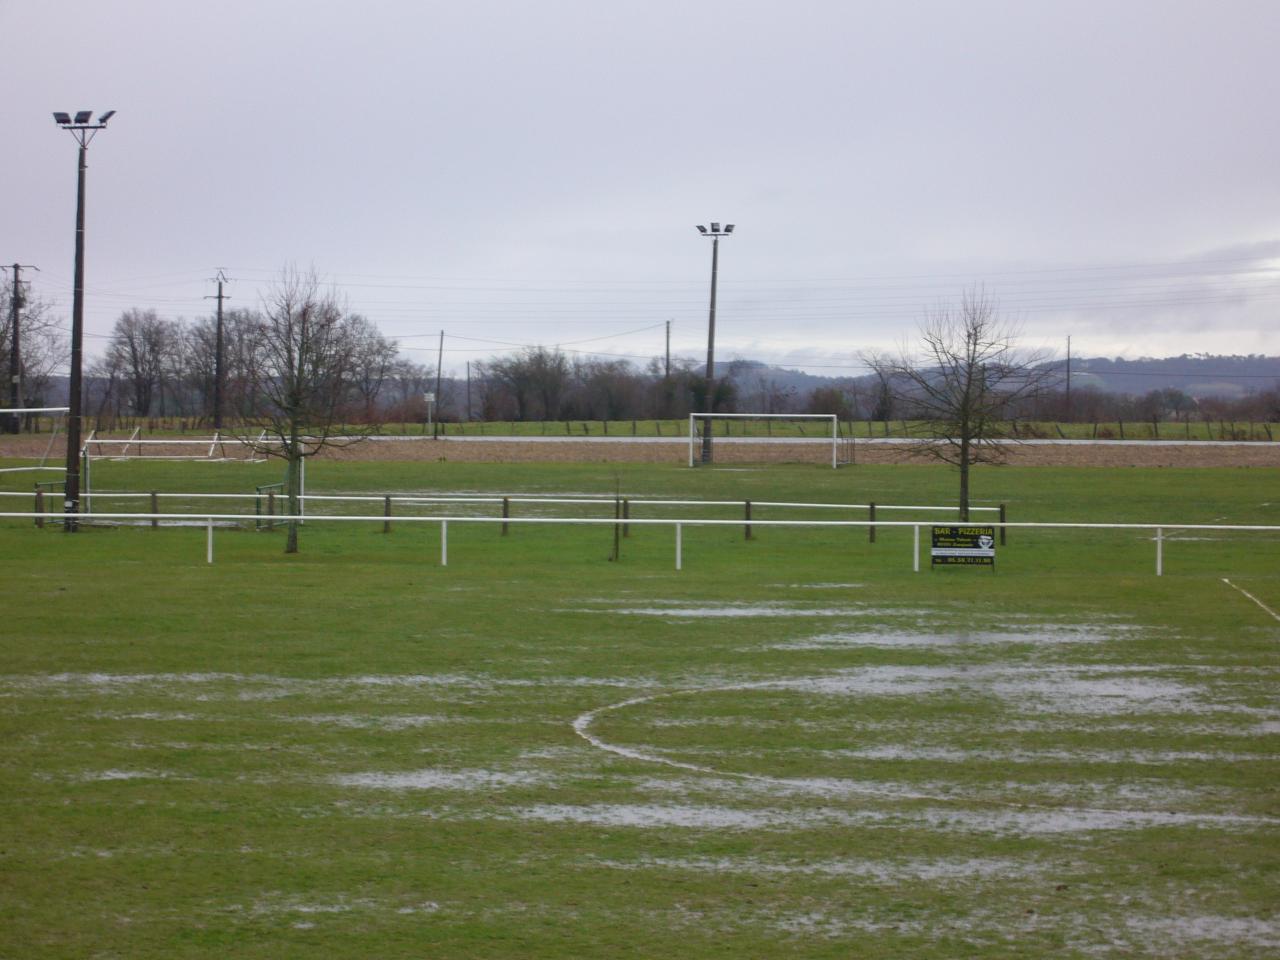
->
[53,109,116,531]
[695,222,733,464]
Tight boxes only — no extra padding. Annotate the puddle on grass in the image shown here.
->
[332,768,548,791]
[768,583,865,590]
[65,769,175,783]
[773,666,1214,716]
[572,602,932,619]
[588,854,1048,883]
[1120,914,1280,953]
[506,802,1270,835]
[286,714,453,731]
[817,744,1280,765]
[769,624,1124,650]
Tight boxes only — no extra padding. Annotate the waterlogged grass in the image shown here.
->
[0,462,1277,958]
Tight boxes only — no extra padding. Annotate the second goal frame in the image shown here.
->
[688,413,842,469]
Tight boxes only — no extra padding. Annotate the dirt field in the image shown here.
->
[5,434,1279,468]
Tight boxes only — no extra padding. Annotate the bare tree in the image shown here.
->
[242,271,378,553]
[346,315,398,422]
[0,286,66,430]
[106,309,180,417]
[867,289,1055,519]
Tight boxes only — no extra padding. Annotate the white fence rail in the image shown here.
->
[2,509,1276,576]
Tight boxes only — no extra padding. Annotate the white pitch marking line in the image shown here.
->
[570,682,1278,824]
[1222,578,1280,623]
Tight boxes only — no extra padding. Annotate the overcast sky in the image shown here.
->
[3,0,1278,378]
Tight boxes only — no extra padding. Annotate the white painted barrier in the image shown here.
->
[3,511,1277,576]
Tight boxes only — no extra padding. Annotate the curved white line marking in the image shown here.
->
[571,681,1280,825]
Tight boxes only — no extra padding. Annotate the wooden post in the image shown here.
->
[150,490,159,529]
[744,499,753,541]
[501,497,510,536]
[999,503,1007,545]
[612,497,621,561]
[869,501,876,543]
[383,495,392,534]
[34,488,44,528]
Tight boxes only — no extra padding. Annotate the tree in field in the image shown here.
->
[0,286,66,430]
[867,289,1055,519]
[106,308,182,416]
[243,271,379,553]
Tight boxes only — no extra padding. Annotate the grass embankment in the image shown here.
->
[1,461,1277,958]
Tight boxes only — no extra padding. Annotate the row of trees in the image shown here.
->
[9,287,1276,433]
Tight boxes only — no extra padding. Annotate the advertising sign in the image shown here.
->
[931,525,996,567]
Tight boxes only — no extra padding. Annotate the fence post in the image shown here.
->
[34,488,44,529]
[675,523,683,571]
[151,490,159,529]
[207,518,213,565]
[999,503,1007,545]
[623,499,631,538]
[1156,527,1163,577]
[502,497,510,536]
[744,500,753,541]
[913,524,920,573]
[384,495,392,534]
[441,520,448,567]
[869,501,876,543]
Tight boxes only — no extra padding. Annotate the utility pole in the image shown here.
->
[1065,335,1072,422]
[465,361,472,421]
[53,109,116,532]
[433,330,444,439]
[695,222,734,464]
[665,320,671,379]
[4,263,38,434]
[204,269,230,429]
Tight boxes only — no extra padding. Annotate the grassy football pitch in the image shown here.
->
[1,460,1277,958]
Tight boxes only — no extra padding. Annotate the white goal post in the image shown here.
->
[79,431,302,518]
[0,407,68,475]
[688,413,843,469]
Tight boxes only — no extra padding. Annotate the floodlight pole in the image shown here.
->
[696,223,733,464]
[54,110,114,531]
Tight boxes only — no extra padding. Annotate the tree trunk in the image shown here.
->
[958,439,971,522]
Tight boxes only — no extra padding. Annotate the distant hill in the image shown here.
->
[1068,355,1280,399]
[720,354,1280,401]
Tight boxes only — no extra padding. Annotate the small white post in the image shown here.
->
[441,519,448,567]
[675,522,683,570]
[207,518,213,564]
[687,416,694,468]
[1156,526,1163,577]
[913,524,920,572]
[831,415,837,469]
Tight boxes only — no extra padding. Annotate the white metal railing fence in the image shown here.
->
[2,509,1276,577]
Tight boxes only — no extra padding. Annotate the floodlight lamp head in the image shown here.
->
[98,110,116,124]
[53,112,72,125]
[73,110,93,124]
[696,225,708,234]
[711,222,721,233]
[724,224,735,234]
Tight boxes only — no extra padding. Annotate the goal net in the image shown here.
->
[687,413,849,468]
